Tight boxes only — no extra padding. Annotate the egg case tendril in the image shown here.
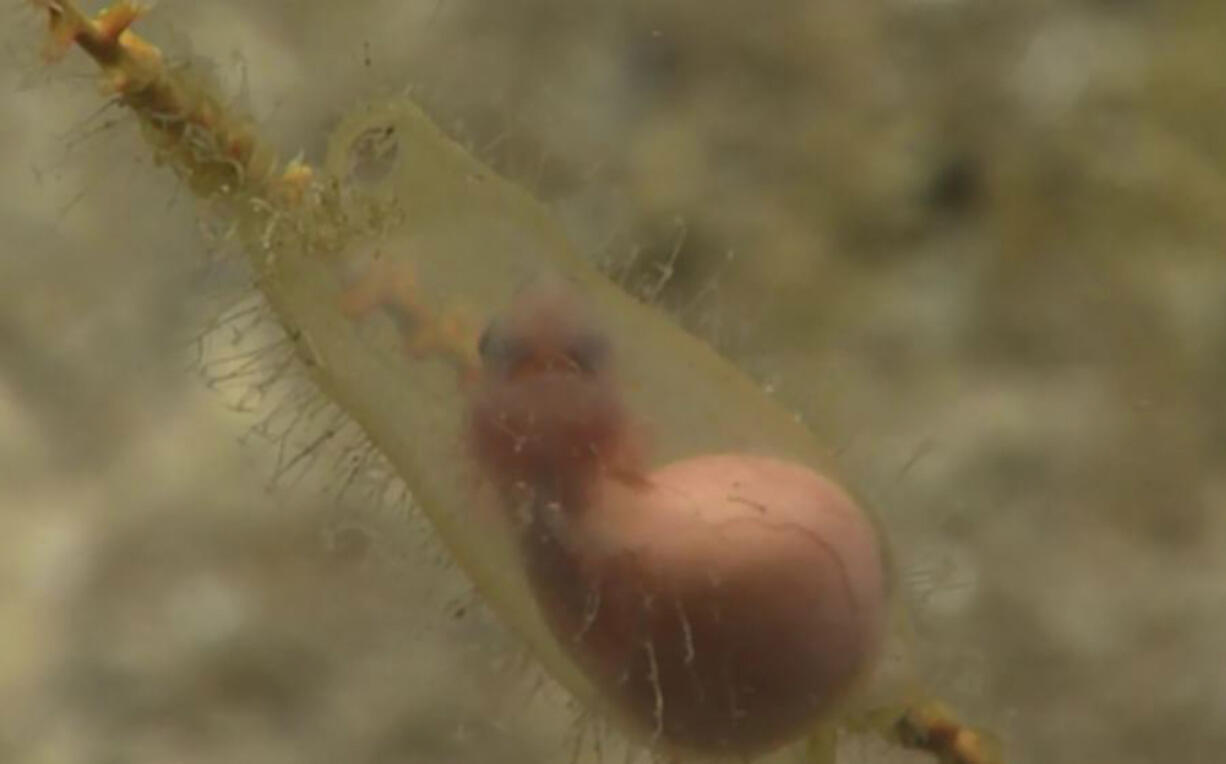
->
[29,2,1004,761]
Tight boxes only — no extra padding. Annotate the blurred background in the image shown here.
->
[1,1,1224,762]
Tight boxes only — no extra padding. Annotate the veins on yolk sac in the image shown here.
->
[467,276,889,756]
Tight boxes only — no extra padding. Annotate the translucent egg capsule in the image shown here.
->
[32,3,1001,762]
[318,101,901,755]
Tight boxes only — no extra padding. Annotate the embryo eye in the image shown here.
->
[477,318,528,374]
[566,331,610,374]
[477,320,499,361]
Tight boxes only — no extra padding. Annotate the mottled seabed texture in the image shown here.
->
[1,2,1225,763]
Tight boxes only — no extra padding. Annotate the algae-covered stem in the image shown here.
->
[43,1,280,201]
[33,2,1002,762]
[38,0,352,266]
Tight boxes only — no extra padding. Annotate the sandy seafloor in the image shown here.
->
[1,1,1225,763]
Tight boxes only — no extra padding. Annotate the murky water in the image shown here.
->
[1,2,1223,763]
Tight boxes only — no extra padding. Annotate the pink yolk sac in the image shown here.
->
[469,278,888,755]
[528,456,889,755]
